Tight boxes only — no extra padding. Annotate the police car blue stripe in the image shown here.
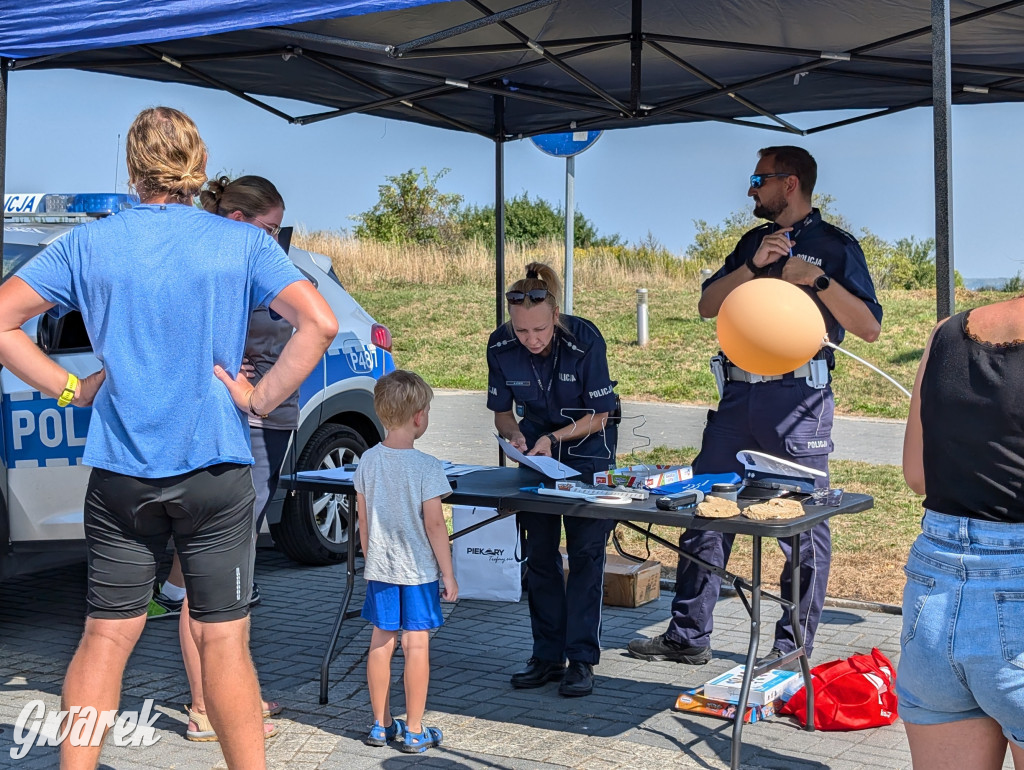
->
[2,393,90,466]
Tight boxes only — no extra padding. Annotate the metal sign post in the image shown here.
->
[529,130,602,315]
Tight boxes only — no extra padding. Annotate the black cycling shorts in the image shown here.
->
[84,463,256,622]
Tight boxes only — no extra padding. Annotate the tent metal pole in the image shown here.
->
[300,42,623,123]
[17,48,296,70]
[494,95,506,466]
[646,41,802,132]
[495,96,506,330]
[397,34,627,59]
[804,99,931,134]
[0,60,7,274]
[561,109,796,137]
[825,66,1024,101]
[466,0,631,115]
[933,0,955,319]
[630,0,642,114]
[392,0,558,57]
[137,45,296,123]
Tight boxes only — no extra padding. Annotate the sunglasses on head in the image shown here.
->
[506,289,550,305]
[749,172,795,189]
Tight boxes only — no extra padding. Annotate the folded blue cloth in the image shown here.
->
[649,473,742,495]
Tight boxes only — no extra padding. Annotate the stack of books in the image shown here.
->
[674,665,803,724]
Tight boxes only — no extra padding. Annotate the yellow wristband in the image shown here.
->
[57,372,79,407]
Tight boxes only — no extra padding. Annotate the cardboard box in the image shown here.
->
[674,687,784,724]
[593,464,693,489]
[561,550,661,607]
[703,665,803,706]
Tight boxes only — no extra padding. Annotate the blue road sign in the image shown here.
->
[530,131,603,158]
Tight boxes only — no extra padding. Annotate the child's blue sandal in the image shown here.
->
[364,718,406,747]
[399,725,443,754]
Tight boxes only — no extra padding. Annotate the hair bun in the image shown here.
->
[526,269,539,279]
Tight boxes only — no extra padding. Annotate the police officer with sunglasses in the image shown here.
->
[486,261,618,697]
[628,146,883,669]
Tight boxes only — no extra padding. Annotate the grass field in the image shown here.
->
[296,232,1005,603]
[616,449,922,606]
[297,231,1005,420]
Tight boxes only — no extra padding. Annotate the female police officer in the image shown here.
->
[486,261,618,697]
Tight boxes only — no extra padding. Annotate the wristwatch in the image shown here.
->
[813,273,832,292]
[544,433,559,454]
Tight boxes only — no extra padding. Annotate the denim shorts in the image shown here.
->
[362,580,444,631]
[896,510,1024,744]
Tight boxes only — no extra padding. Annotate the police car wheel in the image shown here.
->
[273,423,369,565]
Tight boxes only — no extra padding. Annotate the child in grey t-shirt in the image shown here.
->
[354,370,456,754]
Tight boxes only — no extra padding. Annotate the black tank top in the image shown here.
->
[921,310,1024,523]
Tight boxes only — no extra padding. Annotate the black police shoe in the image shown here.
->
[510,657,566,689]
[757,645,802,672]
[626,633,712,664]
[558,661,594,697]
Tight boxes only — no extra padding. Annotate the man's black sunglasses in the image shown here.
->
[749,172,795,189]
[506,289,550,304]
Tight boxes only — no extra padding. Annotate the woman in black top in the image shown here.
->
[901,300,1024,770]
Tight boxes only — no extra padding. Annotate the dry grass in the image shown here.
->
[293,229,694,290]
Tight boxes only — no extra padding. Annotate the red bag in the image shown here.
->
[780,648,898,731]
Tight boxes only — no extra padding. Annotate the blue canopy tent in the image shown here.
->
[4,0,1024,320]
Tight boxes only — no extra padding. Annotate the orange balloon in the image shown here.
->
[717,278,826,376]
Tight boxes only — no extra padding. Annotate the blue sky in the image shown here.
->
[6,68,1023,279]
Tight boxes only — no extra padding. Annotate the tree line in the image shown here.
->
[353,167,956,291]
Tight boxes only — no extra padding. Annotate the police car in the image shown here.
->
[1,192,394,580]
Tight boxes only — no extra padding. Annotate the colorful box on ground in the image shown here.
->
[703,665,803,706]
[593,464,693,489]
[560,550,662,607]
[674,687,784,724]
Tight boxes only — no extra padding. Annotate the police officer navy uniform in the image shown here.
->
[487,262,618,697]
[628,146,882,668]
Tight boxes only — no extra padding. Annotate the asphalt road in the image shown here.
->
[419,389,906,467]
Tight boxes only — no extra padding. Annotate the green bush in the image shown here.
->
[459,193,620,248]
[352,167,464,247]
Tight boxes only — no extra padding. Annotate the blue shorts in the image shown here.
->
[362,580,444,632]
[896,510,1024,745]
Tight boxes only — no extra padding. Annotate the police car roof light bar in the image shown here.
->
[3,193,139,218]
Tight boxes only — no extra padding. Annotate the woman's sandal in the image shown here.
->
[364,717,407,747]
[399,725,443,754]
[184,705,279,742]
[262,700,283,718]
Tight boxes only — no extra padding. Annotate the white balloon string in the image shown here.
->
[825,342,911,399]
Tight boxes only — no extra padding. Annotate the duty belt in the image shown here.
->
[725,362,813,384]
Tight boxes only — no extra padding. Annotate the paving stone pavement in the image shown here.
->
[0,548,1014,769]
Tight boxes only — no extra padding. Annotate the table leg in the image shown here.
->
[319,492,359,705]
[788,532,814,731]
[730,535,762,770]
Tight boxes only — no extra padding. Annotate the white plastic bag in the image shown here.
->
[451,506,522,602]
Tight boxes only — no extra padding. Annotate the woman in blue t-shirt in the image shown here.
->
[0,106,338,767]
[486,261,618,698]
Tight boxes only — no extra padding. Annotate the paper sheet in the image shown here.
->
[296,467,355,482]
[442,463,493,477]
[495,435,580,479]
